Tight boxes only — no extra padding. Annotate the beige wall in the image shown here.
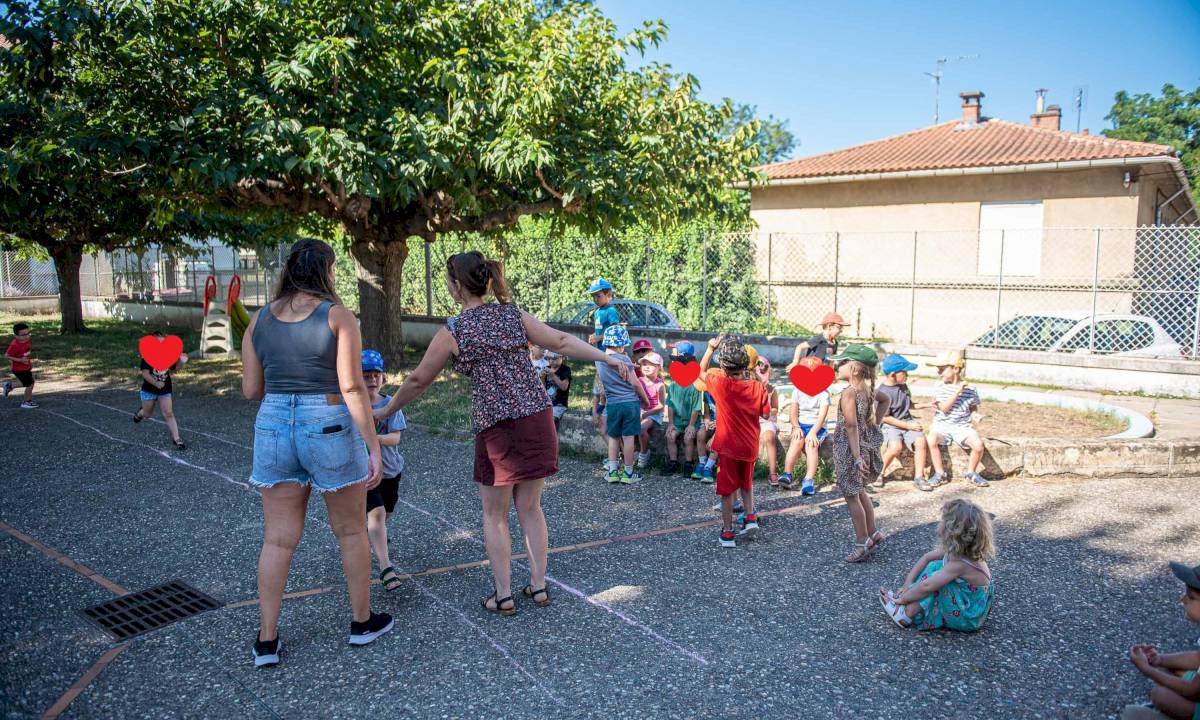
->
[746,165,1191,344]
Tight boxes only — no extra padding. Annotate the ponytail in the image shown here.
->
[447,251,513,304]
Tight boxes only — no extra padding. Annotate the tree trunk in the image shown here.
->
[347,229,409,365]
[50,243,86,333]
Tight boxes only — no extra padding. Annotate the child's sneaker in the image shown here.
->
[700,465,715,483]
[768,472,779,487]
[691,464,705,481]
[620,470,641,485]
[966,472,990,487]
[681,462,693,478]
[132,410,143,423]
[777,472,795,490]
[635,453,647,469]
[3,381,11,397]
[913,477,934,492]
[718,529,736,548]
[801,478,815,495]
[928,472,948,488]
[738,513,760,539]
[663,460,681,475]
[20,400,37,409]
[606,468,621,484]
[348,611,394,646]
[253,632,282,667]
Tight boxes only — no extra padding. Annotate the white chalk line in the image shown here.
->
[64,399,564,700]
[78,399,254,451]
[396,498,709,666]
[38,407,249,490]
[58,398,705,667]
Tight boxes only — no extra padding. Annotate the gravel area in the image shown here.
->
[1,387,1196,719]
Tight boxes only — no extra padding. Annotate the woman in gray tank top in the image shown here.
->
[241,239,391,667]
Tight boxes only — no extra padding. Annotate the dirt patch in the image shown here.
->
[908,399,1125,439]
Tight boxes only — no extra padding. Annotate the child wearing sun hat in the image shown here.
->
[925,349,989,488]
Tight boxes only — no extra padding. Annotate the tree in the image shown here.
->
[727,103,796,165]
[1105,83,1200,206]
[94,0,761,361]
[0,2,296,331]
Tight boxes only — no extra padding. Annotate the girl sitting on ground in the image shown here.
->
[880,498,995,631]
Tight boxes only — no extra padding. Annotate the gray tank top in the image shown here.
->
[877,382,914,422]
[252,299,341,395]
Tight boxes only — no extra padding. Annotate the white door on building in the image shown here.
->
[977,201,1043,277]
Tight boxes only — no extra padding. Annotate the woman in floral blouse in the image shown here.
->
[376,251,634,615]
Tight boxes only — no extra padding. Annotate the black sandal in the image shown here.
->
[521,585,550,607]
[380,566,402,592]
[481,591,516,616]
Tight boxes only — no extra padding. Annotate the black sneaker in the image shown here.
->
[348,611,394,646]
[681,462,694,478]
[663,460,681,475]
[3,381,11,397]
[173,439,186,450]
[253,633,281,667]
[133,411,143,423]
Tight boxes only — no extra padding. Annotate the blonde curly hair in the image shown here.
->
[938,499,995,561]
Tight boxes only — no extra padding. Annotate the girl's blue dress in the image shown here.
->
[912,554,993,632]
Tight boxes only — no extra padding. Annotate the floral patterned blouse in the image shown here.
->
[448,303,550,434]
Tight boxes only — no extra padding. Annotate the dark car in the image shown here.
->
[549,299,681,330]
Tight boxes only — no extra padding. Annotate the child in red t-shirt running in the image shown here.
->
[698,333,770,548]
[4,322,38,409]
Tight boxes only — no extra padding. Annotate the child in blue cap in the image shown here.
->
[597,325,651,483]
[586,277,620,346]
[876,353,931,491]
[361,349,407,591]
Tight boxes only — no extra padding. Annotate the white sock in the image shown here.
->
[624,464,634,475]
[705,457,717,469]
[607,459,618,471]
[697,454,707,466]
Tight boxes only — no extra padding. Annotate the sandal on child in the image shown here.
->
[869,530,886,551]
[845,541,872,563]
[879,592,912,628]
[521,585,551,607]
[379,566,402,592]
[481,591,516,616]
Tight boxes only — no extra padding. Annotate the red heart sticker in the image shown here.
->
[139,334,184,371]
[789,363,835,395]
[668,360,701,387]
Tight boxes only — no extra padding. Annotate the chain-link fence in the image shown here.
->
[4,226,1197,359]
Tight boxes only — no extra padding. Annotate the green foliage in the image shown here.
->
[727,103,796,165]
[1105,83,1200,206]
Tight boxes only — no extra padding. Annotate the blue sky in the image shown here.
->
[596,0,1200,160]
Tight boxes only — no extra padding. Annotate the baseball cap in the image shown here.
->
[744,345,759,369]
[671,340,696,356]
[639,352,663,367]
[632,339,653,353]
[1170,561,1200,592]
[361,349,385,373]
[926,349,965,369]
[602,324,631,348]
[796,356,824,371]
[587,277,614,294]
[820,312,848,328]
[543,351,561,360]
[881,353,919,375]
[829,344,878,367]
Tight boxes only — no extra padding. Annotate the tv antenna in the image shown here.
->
[1071,86,1088,133]
[924,55,978,124]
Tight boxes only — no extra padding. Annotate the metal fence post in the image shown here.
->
[424,241,433,317]
[0,251,8,296]
[832,231,840,313]
[909,231,918,343]
[1089,229,1101,352]
[645,241,651,306]
[994,229,1005,343]
[767,232,774,333]
[92,253,100,297]
[1192,274,1200,359]
[700,232,708,331]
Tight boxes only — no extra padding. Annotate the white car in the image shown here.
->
[970,312,1184,358]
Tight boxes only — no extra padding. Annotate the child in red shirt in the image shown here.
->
[698,334,770,548]
[4,322,37,408]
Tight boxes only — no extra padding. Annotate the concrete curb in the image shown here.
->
[551,413,1200,481]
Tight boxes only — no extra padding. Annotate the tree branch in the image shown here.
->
[535,168,564,200]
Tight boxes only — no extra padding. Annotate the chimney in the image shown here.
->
[1030,91,1062,131]
[960,91,984,124]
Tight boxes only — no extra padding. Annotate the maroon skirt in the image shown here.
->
[473,407,559,486]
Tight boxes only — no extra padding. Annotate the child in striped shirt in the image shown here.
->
[925,350,989,488]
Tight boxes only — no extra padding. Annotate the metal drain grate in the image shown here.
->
[80,580,222,641]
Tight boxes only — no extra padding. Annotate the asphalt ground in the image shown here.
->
[1,386,1197,719]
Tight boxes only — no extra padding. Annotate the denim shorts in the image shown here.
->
[140,390,171,402]
[250,394,369,493]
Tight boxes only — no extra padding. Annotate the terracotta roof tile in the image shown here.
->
[758,119,1179,181]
